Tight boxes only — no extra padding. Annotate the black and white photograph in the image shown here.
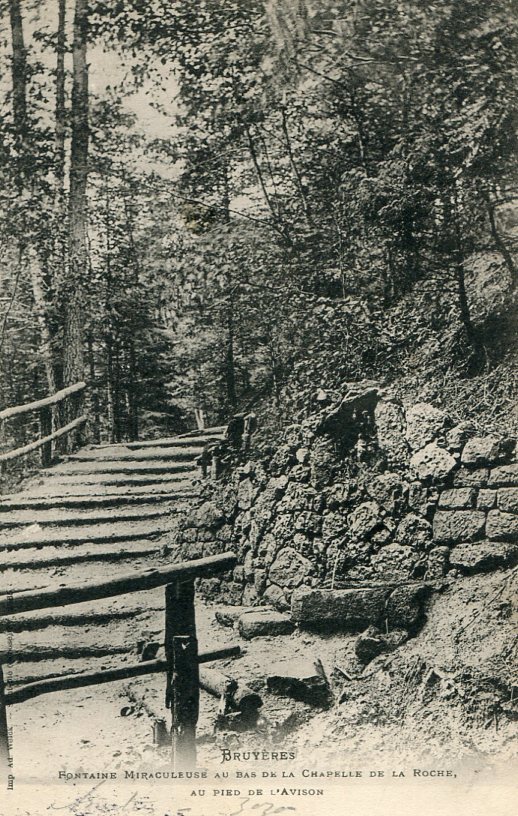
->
[0,2,517,815]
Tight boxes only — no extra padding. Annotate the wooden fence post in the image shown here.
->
[40,406,53,467]
[0,665,10,772]
[165,579,199,770]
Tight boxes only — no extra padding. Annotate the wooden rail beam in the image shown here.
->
[0,382,86,422]
[0,552,237,616]
[0,414,87,463]
[5,645,241,706]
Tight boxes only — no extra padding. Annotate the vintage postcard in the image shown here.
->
[0,1,516,815]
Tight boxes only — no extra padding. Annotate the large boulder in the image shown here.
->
[486,511,518,542]
[433,510,486,544]
[410,443,457,482]
[395,514,433,549]
[266,658,331,706]
[291,586,387,630]
[498,488,518,514]
[461,436,515,467]
[348,501,383,538]
[449,541,518,574]
[386,583,430,630]
[371,543,420,581]
[268,547,312,589]
[405,403,448,451]
[489,463,518,487]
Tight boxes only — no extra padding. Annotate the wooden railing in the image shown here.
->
[0,552,239,773]
[0,381,87,467]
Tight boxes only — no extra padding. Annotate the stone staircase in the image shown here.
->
[0,426,225,685]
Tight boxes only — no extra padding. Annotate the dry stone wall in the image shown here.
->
[174,387,518,609]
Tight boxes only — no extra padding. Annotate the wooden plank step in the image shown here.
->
[2,551,173,594]
[49,460,197,476]
[37,468,200,484]
[0,517,179,551]
[0,614,162,663]
[0,538,166,571]
[2,589,165,632]
[0,490,194,511]
[0,504,171,528]
[67,446,205,463]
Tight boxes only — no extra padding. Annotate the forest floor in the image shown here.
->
[6,569,518,816]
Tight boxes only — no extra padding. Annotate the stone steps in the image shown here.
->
[0,503,172,528]
[0,490,193,511]
[0,538,167,571]
[0,515,180,552]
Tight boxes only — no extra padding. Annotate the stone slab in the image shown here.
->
[238,609,295,639]
[449,541,518,574]
[290,587,387,631]
[266,657,331,706]
[486,510,518,542]
[433,510,486,544]
[489,463,518,487]
[438,488,476,509]
[215,606,269,628]
[497,488,518,514]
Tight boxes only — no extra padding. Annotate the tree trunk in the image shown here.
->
[55,0,66,192]
[225,303,237,410]
[8,0,27,165]
[63,0,88,404]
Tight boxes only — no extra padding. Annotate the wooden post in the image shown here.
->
[165,579,199,770]
[40,405,52,467]
[0,665,10,772]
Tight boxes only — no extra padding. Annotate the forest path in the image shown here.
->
[1,426,225,686]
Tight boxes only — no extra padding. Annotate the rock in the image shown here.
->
[296,447,310,463]
[215,606,264,628]
[266,658,331,706]
[387,584,429,630]
[449,541,518,574]
[433,510,486,544]
[242,583,260,606]
[290,587,387,630]
[269,547,312,589]
[348,501,383,538]
[309,437,339,489]
[408,482,430,516]
[269,444,295,475]
[322,511,348,544]
[426,546,450,578]
[238,609,294,639]
[294,511,321,535]
[324,481,351,508]
[497,488,518,514]
[194,501,226,529]
[410,443,457,482]
[374,399,408,464]
[263,584,289,612]
[489,463,518,487]
[462,436,516,467]
[446,422,477,451]
[438,488,477,509]
[405,403,448,451]
[243,550,255,582]
[366,472,405,512]
[454,467,489,487]
[477,489,497,510]
[371,543,419,581]
[395,514,433,549]
[486,511,518,542]
[355,625,408,664]
[237,479,255,510]
[254,569,267,595]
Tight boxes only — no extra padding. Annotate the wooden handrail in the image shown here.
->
[0,552,237,616]
[0,415,87,463]
[0,381,86,422]
[5,645,241,706]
